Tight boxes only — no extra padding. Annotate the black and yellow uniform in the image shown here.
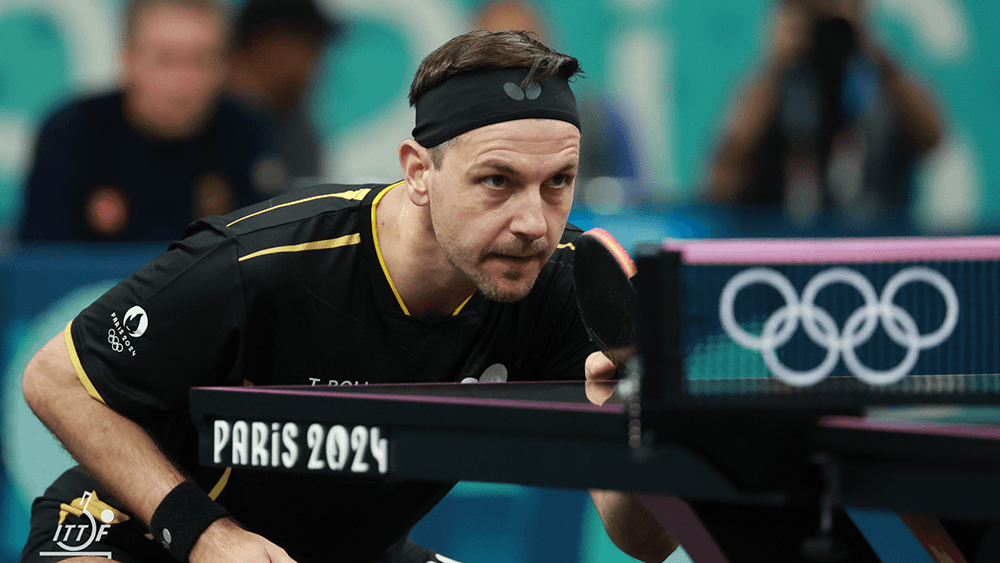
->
[21,182,597,563]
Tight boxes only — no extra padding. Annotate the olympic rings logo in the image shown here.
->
[719,266,959,387]
[107,329,123,353]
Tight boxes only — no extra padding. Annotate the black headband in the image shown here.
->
[412,68,581,148]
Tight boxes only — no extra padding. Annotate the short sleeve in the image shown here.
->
[68,218,247,425]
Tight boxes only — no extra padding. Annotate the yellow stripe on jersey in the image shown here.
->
[557,242,576,251]
[226,188,374,228]
[208,466,232,500]
[58,491,130,526]
[371,183,411,316]
[238,233,361,262]
[451,293,475,316]
[64,321,106,404]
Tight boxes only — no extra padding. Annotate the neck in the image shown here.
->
[375,185,476,318]
[122,92,203,141]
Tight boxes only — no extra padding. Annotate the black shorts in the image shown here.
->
[20,466,459,563]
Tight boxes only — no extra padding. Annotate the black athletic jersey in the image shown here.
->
[66,181,598,562]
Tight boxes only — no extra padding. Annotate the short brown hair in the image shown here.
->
[124,0,229,46]
[408,30,582,107]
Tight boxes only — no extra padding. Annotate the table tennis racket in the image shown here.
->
[573,228,638,369]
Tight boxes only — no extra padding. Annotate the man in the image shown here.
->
[228,0,340,193]
[20,0,269,242]
[705,0,943,227]
[21,30,677,563]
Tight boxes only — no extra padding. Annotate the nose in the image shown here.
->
[508,187,548,240]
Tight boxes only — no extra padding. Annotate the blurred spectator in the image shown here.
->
[474,0,643,211]
[705,0,944,227]
[20,0,270,242]
[228,0,340,193]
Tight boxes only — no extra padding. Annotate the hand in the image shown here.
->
[585,351,617,406]
[189,518,298,563]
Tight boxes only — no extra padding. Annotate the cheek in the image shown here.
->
[547,193,574,230]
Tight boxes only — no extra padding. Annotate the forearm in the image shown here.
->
[22,333,187,524]
[589,489,679,563]
[708,67,783,202]
[874,51,945,152]
[24,331,297,562]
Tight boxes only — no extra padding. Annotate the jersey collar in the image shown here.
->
[369,181,477,318]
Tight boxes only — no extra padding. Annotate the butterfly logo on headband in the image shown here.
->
[503,81,541,101]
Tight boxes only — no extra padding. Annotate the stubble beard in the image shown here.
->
[469,262,536,303]
[435,227,548,303]
[451,240,548,303]
[427,189,551,303]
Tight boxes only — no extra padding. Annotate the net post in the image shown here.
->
[634,243,684,444]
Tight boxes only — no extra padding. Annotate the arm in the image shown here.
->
[871,49,945,153]
[583,352,679,562]
[706,67,785,203]
[588,489,680,563]
[706,4,808,203]
[22,333,296,563]
[840,1,945,155]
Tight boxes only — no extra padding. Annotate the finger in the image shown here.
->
[586,379,616,406]
[585,351,616,382]
[267,543,298,563]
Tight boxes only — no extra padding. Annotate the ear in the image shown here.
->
[398,139,433,207]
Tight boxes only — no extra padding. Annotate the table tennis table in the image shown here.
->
[190,236,1000,561]
[189,380,1000,562]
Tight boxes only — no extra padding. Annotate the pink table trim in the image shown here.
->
[664,237,1000,265]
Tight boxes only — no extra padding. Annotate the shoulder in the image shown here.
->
[524,223,586,297]
[221,182,389,235]
[36,91,122,139]
[210,181,397,262]
[549,223,586,266]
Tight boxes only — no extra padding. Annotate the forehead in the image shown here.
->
[449,119,581,162]
[131,5,222,48]
[786,0,862,15]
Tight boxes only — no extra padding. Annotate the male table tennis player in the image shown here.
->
[21,30,677,563]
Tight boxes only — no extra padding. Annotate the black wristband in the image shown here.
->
[150,481,229,563]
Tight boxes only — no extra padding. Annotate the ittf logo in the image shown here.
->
[503,81,541,101]
[39,491,127,559]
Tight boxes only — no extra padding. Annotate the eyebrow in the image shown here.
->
[472,160,578,180]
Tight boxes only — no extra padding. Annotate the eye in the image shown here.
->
[549,174,571,188]
[483,175,507,189]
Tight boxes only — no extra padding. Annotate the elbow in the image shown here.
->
[22,351,51,417]
[22,339,75,420]
[590,489,679,563]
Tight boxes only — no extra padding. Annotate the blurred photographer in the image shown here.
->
[705,0,944,228]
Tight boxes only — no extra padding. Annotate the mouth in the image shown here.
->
[489,252,543,264]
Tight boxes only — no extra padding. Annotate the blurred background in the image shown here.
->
[0,0,995,561]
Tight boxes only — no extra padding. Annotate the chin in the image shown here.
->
[480,290,529,304]
[479,278,536,303]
